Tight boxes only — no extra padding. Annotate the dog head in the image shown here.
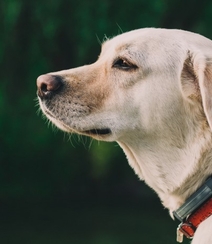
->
[37,28,212,141]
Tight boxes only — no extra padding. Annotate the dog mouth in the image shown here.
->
[84,128,111,136]
[39,102,112,137]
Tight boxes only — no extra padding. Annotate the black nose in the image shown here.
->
[36,74,63,99]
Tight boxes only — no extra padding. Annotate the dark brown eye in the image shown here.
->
[113,58,137,71]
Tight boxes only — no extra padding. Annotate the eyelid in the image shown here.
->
[112,57,138,70]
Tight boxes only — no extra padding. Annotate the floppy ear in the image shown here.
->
[181,50,212,130]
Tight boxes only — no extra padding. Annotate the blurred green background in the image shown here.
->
[1,0,212,243]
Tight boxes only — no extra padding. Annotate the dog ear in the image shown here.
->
[181,50,212,130]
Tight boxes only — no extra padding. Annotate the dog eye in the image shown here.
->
[113,58,137,70]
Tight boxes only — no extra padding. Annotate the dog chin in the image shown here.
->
[46,116,71,133]
[81,128,112,139]
[46,115,113,140]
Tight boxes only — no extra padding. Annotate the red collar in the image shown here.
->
[176,197,212,242]
[173,176,212,242]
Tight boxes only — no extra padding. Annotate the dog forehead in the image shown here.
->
[102,29,153,52]
[101,28,182,59]
[102,28,212,55]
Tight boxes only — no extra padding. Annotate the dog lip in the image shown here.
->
[43,109,55,118]
[84,128,111,135]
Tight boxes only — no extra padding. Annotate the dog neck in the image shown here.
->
[117,127,212,213]
[118,136,212,242]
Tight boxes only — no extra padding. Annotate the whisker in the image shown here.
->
[96,34,102,46]
[116,23,124,34]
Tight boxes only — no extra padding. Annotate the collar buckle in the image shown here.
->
[176,222,195,242]
[176,226,184,243]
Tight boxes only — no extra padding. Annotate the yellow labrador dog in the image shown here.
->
[37,28,212,243]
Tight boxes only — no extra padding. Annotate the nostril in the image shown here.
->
[41,83,48,92]
[36,74,64,99]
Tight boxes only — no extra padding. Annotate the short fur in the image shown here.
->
[37,28,212,243]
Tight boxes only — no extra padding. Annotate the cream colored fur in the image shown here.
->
[37,28,212,243]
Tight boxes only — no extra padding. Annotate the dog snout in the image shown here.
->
[36,74,63,99]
